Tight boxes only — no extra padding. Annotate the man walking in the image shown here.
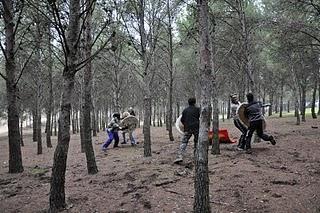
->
[174,97,200,163]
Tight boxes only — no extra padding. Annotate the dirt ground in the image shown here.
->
[0,116,319,213]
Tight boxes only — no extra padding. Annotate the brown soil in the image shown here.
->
[0,116,319,213]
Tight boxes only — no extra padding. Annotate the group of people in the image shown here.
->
[101,107,137,152]
[174,93,276,163]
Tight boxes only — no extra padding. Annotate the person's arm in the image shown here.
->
[261,103,271,107]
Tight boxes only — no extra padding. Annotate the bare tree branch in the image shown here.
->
[14,50,35,86]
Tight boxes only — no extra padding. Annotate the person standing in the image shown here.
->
[121,110,137,146]
[230,94,247,148]
[174,98,200,163]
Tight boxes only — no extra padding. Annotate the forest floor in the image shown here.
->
[0,116,319,213]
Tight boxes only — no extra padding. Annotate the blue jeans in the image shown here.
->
[102,130,119,148]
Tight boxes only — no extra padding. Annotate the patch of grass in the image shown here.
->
[30,166,49,177]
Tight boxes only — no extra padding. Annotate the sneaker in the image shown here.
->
[174,156,183,164]
[113,145,119,148]
[236,147,245,151]
[270,136,276,145]
[131,143,136,146]
[121,141,127,144]
[101,147,107,152]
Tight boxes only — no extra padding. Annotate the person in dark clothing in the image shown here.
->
[230,94,247,147]
[128,107,136,116]
[174,97,200,163]
[240,93,276,153]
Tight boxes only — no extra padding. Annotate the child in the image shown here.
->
[230,94,247,147]
[101,113,121,151]
[240,93,276,154]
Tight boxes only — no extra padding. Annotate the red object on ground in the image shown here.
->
[208,129,236,143]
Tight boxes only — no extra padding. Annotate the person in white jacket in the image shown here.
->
[230,94,247,148]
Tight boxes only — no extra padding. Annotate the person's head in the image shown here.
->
[230,94,238,104]
[246,92,254,103]
[122,111,130,118]
[112,112,121,120]
[188,97,196,106]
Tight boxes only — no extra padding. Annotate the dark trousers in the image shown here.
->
[234,119,247,147]
[243,120,272,149]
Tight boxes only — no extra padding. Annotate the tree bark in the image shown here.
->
[279,84,283,118]
[3,0,23,173]
[301,86,306,122]
[194,0,211,211]
[268,93,273,116]
[46,22,53,148]
[92,106,97,137]
[20,113,24,147]
[81,0,98,174]
[318,82,320,116]
[33,108,37,142]
[49,0,81,211]
[143,95,152,157]
[167,0,174,141]
[211,88,220,155]
[152,101,156,127]
[311,75,318,119]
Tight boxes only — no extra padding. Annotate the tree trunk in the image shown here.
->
[279,84,283,118]
[37,99,42,155]
[54,112,57,136]
[46,22,53,148]
[76,110,80,133]
[268,93,273,116]
[92,106,97,137]
[153,101,156,127]
[318,82,320,116]
[96,110,99,133]
[275,96,279,114]
[211,85,220,155]
[3,0,24,173]
[157,103,160,127]
[194,0,211,211]
[311,76,318,119]
[20,113,24,147]
[222,102,225,122]
[287,100,290,113]
[301,86,306,122]
[80,104,85,153]
[33,108,37,142]
[159,102,163,127]
[167,0,174,141]
[49,0,81,211]
[35,15,43,155]
[81,0,98,174]
[295,97,300,125]
[227,97,231,119]
[262,92,266,115]
[72,109,76,134]
[46,104,53,148]
[143,95,152,157]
